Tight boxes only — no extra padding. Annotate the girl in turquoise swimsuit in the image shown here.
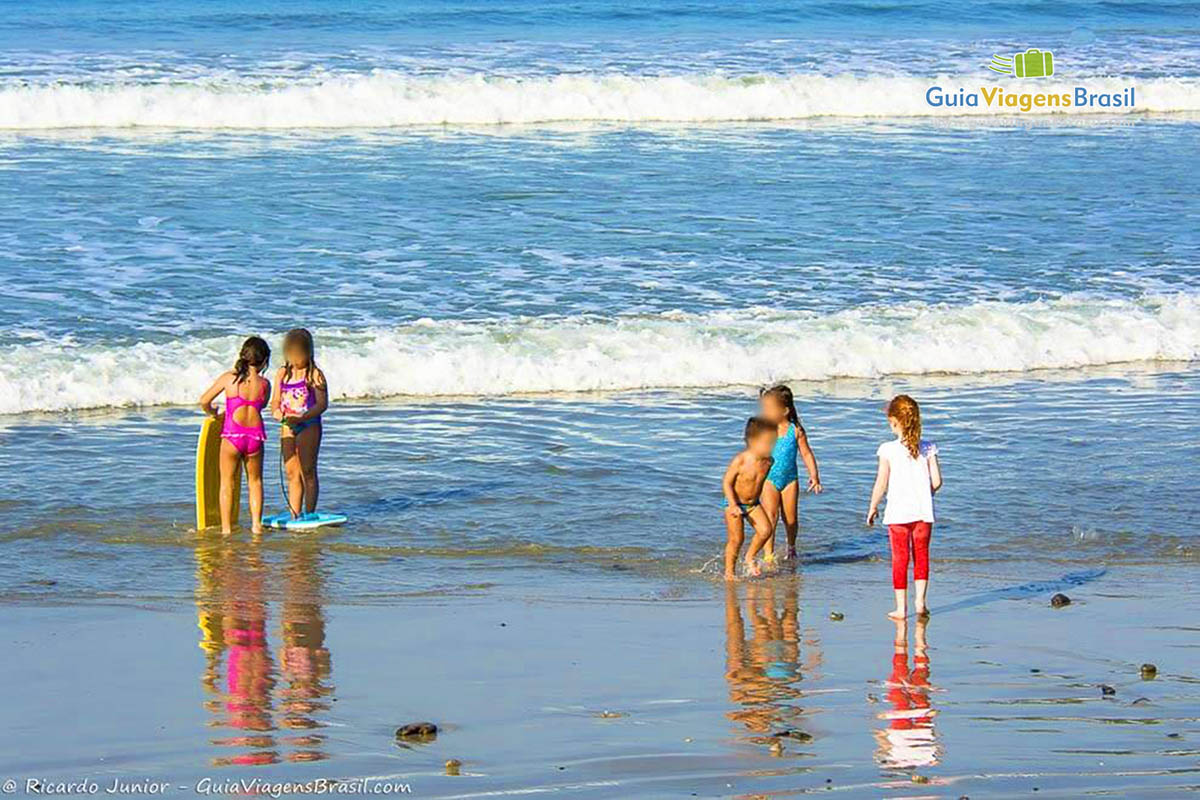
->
[759,385,823,562]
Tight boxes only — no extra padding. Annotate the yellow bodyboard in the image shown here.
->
[195,416,239,529]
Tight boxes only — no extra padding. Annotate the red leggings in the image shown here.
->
[888,521,932,590]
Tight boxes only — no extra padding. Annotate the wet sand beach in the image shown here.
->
[4,557,1199,798]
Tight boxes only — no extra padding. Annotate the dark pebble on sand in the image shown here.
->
[395,722,438,740]
[500,622,507,627]
[770,729,813,742]
[1167,733,1182,738]
[1050,593,1071,608]
[829,611,844,621]
[1140,663,1157,679]
[1030,668,1041,673]
[1100,684,1116,696]
[30,579,57,586]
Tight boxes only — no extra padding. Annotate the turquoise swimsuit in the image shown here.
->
[766,423,799,490]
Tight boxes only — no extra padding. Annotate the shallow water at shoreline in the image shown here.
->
[1,366,1196,607]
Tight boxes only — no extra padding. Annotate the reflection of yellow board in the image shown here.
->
[195,416,239,529]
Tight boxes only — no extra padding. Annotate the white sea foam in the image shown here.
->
[1,294,1196,414]
[1,73,1198,130]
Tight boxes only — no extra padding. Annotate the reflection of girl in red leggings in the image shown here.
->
[867,395,943,620]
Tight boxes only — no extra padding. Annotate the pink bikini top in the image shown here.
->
[222,379,270,438]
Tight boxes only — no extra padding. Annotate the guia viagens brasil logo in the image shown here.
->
[925,49,1136,112]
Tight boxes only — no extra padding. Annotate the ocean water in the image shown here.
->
[1,1,1199,791]
[2,0,1198,587]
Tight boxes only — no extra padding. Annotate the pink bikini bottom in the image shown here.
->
[222,431,265,457]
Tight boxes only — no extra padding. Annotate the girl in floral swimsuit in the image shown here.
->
[272,328,329,519]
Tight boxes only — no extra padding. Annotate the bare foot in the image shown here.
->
[916,607,930,618]
[251,525,263,535]
[221,527,233,535]
[744,559,761,578]
[785,548,798,561]
[724,571,736,582]
[886,609,906,620]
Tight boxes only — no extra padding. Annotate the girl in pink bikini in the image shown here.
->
[199,336,272,534]
[272,329,329,519]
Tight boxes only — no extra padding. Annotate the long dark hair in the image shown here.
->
[761,384,803,432]
[282,328,318,388]
[233,336,270,384]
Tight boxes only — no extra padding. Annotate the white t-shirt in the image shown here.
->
[877,438,938,525]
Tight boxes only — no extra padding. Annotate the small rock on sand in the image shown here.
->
[829,611,844,621]
[596,710,626,719]
[395,722,438,740]
[770,729,813,742]
[1100,684,1116,696]
[444,759,461,776]
[1140,663,1158,679]
[1050,593,1071,608]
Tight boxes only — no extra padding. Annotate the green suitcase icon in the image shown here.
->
[1014,48,1053,78]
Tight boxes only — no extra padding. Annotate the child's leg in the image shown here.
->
[245,450,264,534]
[281,434,303,517]
[758,482,782,560]
[218,440,241,534]
[296,423,323,514]
[780,481,800,558]
[887,523,912,619]
[723,509,746,581]
[742,506,774,575]
[912,522,932,614]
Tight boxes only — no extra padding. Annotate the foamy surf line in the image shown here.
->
[2,73,1199,130]
[1,294,1197,414]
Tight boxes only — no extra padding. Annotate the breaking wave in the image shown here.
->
[1,293,1197,414]
[2,72,1199,130]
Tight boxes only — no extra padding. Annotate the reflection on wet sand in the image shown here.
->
[874,616,939,771]
[195,536,333,767]
[723,576,821,747]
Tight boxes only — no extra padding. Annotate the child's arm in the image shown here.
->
[198,373,228,418]
[928,453,943,494]
[722,454,744,515]
[866,456,890,526]
[270,367,285,421]
[797,427,822,493]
